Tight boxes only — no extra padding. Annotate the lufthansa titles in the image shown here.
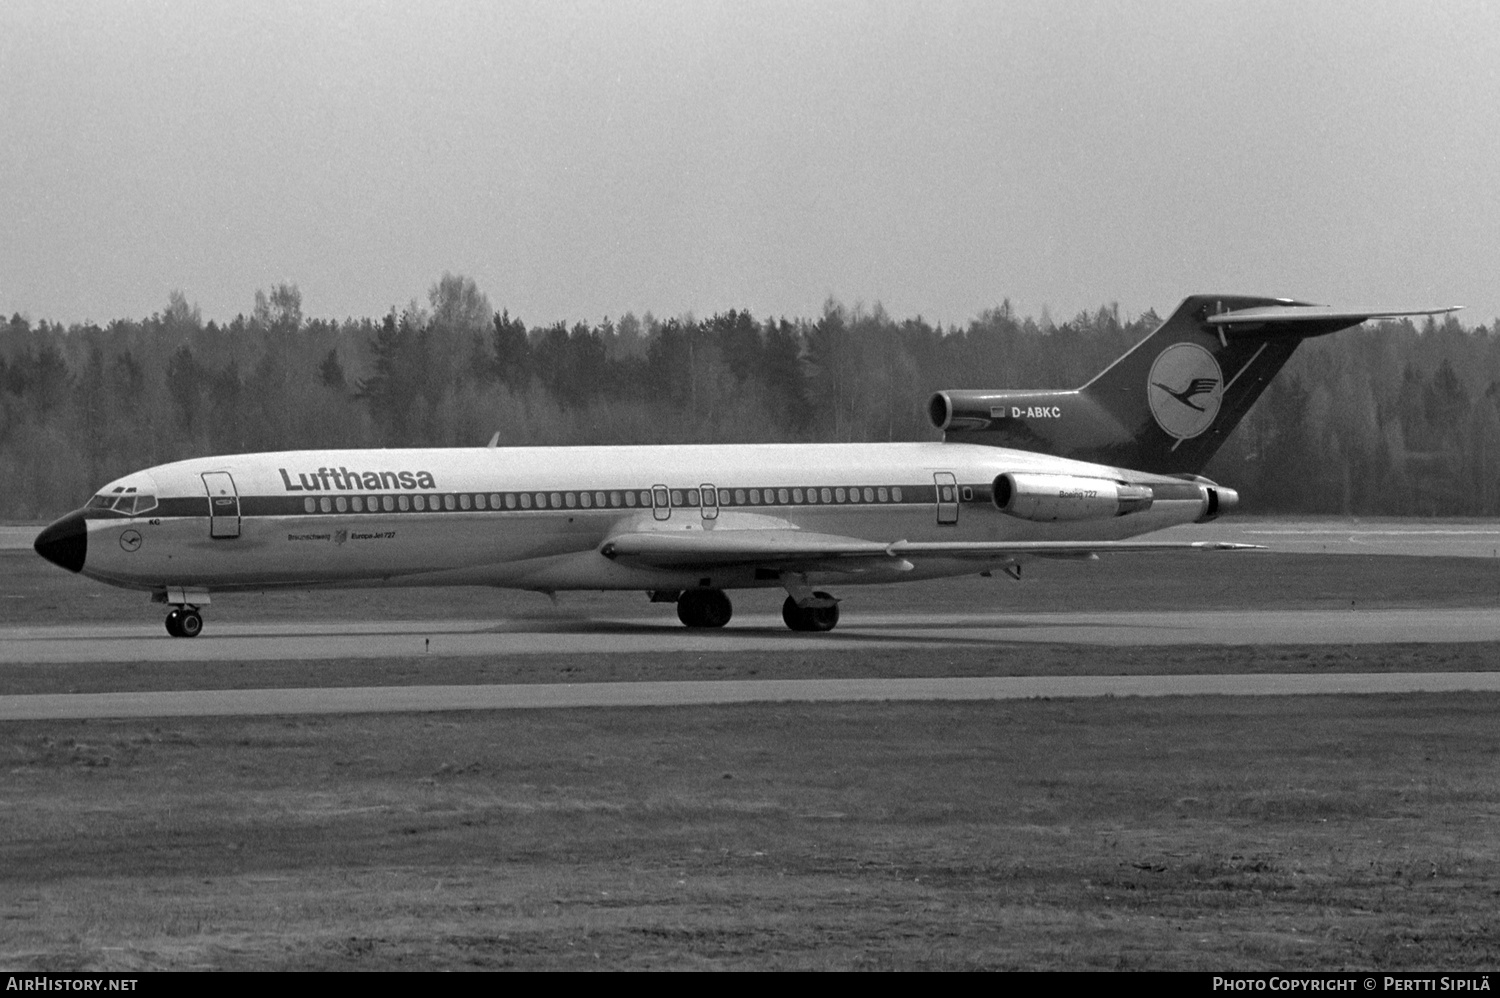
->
[280,467,436,492]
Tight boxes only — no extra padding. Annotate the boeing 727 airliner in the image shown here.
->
[33,295,1458,636]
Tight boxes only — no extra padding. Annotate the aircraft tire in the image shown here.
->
[177,609,204,638]
[782,594,839,632]
[677,589,732,628]
[164,609,182,637]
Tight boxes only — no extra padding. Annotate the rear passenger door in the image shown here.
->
[934,471,958,525]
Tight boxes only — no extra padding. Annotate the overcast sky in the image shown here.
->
[2,0,1495,329]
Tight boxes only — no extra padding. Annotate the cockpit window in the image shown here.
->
[87,493,157,515]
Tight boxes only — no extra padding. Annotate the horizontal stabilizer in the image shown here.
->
[1207,304,1462,326]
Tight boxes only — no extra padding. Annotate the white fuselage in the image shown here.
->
[73,441,1215,597]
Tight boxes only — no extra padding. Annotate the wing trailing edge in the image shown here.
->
[599,529,1259,572]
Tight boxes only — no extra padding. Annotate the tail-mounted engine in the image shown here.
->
[992,473,1152,522]
[992,473,1234,524]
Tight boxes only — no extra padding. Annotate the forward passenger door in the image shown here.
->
[202,472,241,539]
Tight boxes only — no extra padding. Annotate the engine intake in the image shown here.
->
[993,473,1154,522]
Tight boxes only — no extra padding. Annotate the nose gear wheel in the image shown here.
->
[165,607,204,638]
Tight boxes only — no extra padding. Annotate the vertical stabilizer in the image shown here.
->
[929,295,1457,475]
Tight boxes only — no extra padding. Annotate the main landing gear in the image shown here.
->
[677,589,733,628]
[782,593,839,632]
[666,587,841,632]
[165,606,204,638]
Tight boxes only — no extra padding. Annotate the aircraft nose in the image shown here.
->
[34,511,88,573]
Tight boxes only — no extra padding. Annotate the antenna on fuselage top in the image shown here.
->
[486,431,500,448]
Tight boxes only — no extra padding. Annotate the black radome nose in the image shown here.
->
[34,511,88,573]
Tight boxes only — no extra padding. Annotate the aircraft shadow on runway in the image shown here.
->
[465,614,1187,647]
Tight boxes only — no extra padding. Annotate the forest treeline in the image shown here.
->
[2,274,1497,519]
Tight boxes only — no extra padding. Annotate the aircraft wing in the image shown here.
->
[599,529,1258,573]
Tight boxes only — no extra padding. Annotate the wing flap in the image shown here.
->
[600,530,887,569]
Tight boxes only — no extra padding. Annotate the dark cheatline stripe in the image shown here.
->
[159,497,211,517]
[240,496,313,516]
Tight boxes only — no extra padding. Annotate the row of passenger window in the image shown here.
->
[297,484,908,515]
[721,485,904,506]
[302,491,655,514]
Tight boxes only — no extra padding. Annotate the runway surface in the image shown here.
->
[5,607,1500,665]
[1165,519,1500,557]
[5,672,1500,721]
[8,518,1500,723]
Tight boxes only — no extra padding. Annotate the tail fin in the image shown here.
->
[929,295,1460,475]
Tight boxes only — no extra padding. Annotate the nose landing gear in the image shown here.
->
[165,606,204,638]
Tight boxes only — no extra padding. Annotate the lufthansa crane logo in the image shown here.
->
[1148,343,1223,440]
